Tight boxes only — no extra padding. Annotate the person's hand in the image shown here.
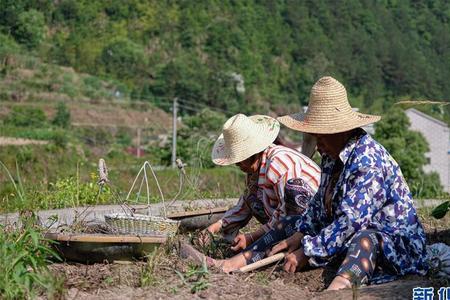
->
[283,248,308,273]
[231,233,254,251]
[198,221,222,246]
[268,231,303,256]
[207,221,222,234]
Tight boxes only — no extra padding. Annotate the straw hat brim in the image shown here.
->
[212,115,280,166]
[277,111,381,134]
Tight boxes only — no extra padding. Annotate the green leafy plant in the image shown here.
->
[431,201,450,219]
[0,160,98,298]
[43,173,113,209]
[0,217,63,299]
[14,9,46,49]
[140,248,163,287]
[175,261,210,294]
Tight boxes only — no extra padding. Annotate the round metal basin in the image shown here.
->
[46,233,166,263]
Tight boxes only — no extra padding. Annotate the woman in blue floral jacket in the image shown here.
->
[268,76,428,290]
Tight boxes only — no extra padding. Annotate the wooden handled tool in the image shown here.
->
[235,252,286,273]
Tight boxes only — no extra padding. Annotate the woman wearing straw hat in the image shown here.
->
[261,76,429,290]
[204,114,321,252]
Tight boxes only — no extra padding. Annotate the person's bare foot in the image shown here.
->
[219,253,248,273]
[219,260,237,273]
[179,241,248,273]
[326,275,352,290]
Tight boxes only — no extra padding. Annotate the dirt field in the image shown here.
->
[49,257,436,300]
[44,225,450,300]
[0,136,48,146]
[0,102,174,135]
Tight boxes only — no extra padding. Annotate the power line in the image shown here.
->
[134,93,235,115]
[177,98,232,114]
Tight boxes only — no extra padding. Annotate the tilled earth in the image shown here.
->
[45,223,449,299]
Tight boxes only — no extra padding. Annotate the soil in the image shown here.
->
[48,259,434,300]
[0,101,174,135]
[42,238,443,299]
[41,220,450,299]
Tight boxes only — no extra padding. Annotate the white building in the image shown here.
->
[405,108,450,192]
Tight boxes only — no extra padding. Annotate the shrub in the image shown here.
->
[4,106,47,127]
[14,9,46,49]
[50,129,68,148]
[0,33,21,58]
[44,174,113,209]
[116,129,132,146]
[0,218,63,299]
[100,39,146,80]
[52,102,71,128]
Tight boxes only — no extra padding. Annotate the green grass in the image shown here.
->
[175,261,210,294]
[0,144,244,212]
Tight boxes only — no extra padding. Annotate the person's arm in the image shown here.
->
[302,164,386,260]
[201,195,253,248]
[206,195,252,234]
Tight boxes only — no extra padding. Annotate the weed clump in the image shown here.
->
[0,214,64,299]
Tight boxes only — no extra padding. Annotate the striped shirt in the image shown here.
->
[221,144,321,233]
[259,145,320,230]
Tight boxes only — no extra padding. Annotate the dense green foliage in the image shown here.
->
[0,0,449,117]
[149,108,227,168]
[0,0,448,201]
[0,217,63,299]
[4,106,47,127]
[51,102,71,128]
[375,107,446,198]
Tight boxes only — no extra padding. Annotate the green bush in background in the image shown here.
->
[375,107,446,198]
[52,102,71,128]
[14,9,46,49]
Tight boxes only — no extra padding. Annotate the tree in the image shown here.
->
[374,107,444,198]
[100,39,146,80]
[149,108,227,167]
[14,9,46,49]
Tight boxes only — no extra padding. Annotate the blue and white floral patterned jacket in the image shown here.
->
[296,129,428,276]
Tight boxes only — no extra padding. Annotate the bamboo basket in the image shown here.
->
[104,161,180,237]
[104,213,179,237]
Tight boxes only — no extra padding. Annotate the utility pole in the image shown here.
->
[137,127,141,158]
[171,97,178,168]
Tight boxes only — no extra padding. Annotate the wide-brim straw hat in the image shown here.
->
[212,114,280,166]
[278,76,381,134]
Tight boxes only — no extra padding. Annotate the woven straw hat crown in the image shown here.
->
[278,76,380,134]
[212,114,280,166]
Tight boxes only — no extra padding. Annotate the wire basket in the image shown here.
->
[104,213,180,237]
[104,161,181,237]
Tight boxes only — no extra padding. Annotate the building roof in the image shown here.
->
[406,108,449,128]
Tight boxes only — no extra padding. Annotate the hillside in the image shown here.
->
[0,0,449,209]
[1,0,449,120]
